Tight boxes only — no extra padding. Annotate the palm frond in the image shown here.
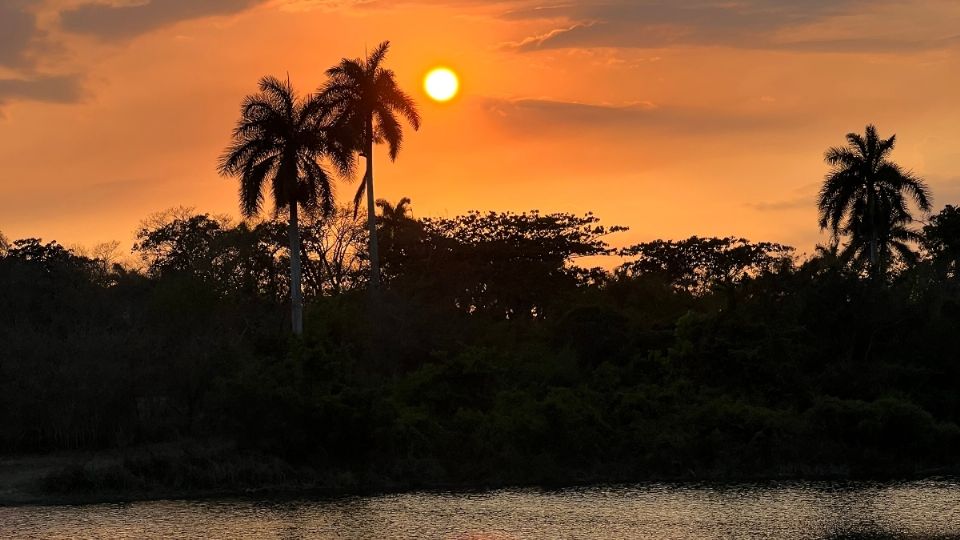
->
[824,146,860,168]
[258,75,296,117]
[846,131,867,156]
[239,158,275,217]
[374,103,403,160]
[880,164,932,212]
[376,70,421,130]
[375,198,394,214]
[818,170,860,232]
[221,74,350,219]
[300,157,335,217]
[352,179,366,218]
[366,41,391,72]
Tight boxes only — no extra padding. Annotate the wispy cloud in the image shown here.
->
[499,0,960,54]
[0,75,85,108]
[746,183,821,212]
[0,1,41,68]
[745,196,813,212]
[0,0,269,109]
[484,97,800,135]
[59,0,269,40]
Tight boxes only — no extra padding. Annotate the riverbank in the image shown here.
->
[0,443,347,506]
[3,442,959,507]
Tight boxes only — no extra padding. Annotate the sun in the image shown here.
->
[424,67,459,102]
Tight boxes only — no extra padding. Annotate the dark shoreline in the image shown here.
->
[3,449,958,507]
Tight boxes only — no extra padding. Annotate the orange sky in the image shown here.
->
[1,0,959,258]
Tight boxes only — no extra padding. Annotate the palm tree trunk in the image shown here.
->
[868,188,879,278]
[365,117,381,290]
[288,202,304,335]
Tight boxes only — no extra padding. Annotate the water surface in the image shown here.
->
[2,480,958,539]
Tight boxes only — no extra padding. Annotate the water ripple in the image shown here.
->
[0,480,958,539]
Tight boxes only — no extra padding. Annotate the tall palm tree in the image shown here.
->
[218,75,352,334]
[319,41,421,290]
[817,124,931,278]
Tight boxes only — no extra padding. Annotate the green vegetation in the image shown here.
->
[2,193,959,498]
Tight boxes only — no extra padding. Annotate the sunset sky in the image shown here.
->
[1,0,959,257]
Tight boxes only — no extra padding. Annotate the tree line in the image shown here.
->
[2,195,959,489]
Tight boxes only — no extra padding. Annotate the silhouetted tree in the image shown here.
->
[218,76,353,333]
[376,196,412,224]
[133,210,287,299]
[817,124,931,278]
[411,210,623,318]
[4,238,92,274]
[839,201,922,276]
[922,205,960,280]
[296,207,369,296]
[375,197,424,281]
[320,42,421,290]
[799,240,849,278]
[617,236,794,296]
[376,197,415,252]
[134,212,228,277]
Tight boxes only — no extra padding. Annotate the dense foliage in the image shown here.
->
[1,203,959,493]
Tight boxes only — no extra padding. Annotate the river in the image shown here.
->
[1,480,958,539]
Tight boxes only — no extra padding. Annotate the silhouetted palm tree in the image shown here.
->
[376,196,414,248]
[320,41,421,290]
[804,239,845,275]
[839,199,922,274]
[376,196,412,223]
[218,75,352,334]
[375,197,422,281]
[817,124,931,278]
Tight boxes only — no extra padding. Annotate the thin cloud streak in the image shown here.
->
[746,196,814,212]
[499,0,960,53]
[483,97,803,135]
[0,1,38,68]
[60,0,269,40]
[0,75,85,107]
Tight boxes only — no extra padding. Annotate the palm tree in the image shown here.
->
[375,197,421,282]
[376,196,412,226]
[376,196,414,243]
[218,75,352,334]
[817,124,931,278]
[839,198,922,275]
[319,41,421,290]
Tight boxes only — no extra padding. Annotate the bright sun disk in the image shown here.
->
[424,67,459,102]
